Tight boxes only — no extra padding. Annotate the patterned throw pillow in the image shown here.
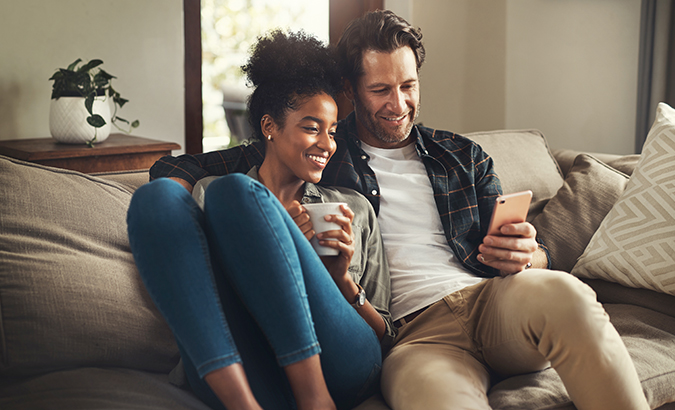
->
[571,103,675,295]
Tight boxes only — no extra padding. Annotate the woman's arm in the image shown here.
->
[287,200,388,341]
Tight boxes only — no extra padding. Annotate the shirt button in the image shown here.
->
[371,190,378,195]
[361,155,367,160]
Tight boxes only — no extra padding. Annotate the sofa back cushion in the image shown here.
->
[93,169,150,191]
[465,129,564,221]
[0,156,178,377]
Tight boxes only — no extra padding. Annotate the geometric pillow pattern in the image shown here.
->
[572,102,675,296]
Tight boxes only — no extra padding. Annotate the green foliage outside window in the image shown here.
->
[201,0,328,151]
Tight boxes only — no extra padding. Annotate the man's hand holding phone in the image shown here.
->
[478,190,540,276]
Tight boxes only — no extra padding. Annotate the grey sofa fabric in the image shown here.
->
[0,156,178,379]
[0,368,210,410]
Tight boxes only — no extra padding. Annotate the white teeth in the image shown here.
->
[384,114,407,121]
[307,154,327,164]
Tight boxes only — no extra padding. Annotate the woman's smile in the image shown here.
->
[265,92,338,185]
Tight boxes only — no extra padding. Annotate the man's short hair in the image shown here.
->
[336,9,425,85]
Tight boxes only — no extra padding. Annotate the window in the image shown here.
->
[201,0,330,152]
[184,0,383,154]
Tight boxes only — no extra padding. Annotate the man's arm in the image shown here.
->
[149,142,266,186]
[168,177,194,193]
[469,141,548,275]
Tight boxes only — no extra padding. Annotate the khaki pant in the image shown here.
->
[381,270,649,410]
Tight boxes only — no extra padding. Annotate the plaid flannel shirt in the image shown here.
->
[150,112,549,277]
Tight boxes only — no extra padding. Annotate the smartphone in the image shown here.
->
[487,190,532,236]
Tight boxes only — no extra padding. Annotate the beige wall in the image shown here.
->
[409,0,641,154]
[504,0,641,154]
[411,0,507,134]
[0,0,185,152]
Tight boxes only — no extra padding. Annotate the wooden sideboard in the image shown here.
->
[0,134,181,174]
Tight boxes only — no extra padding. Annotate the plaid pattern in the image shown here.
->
[150,142,266,185]
[149,112,547,277]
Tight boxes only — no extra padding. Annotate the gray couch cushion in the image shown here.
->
[553,149,640,178]
[93,168,150,191]
[0,156,178,377]
[585,278,675,320]
[0,367,210,410]
[466,129,564,221]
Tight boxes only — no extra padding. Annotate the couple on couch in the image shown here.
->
[126,10,650,410]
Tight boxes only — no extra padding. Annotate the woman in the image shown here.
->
[126,30,393,410]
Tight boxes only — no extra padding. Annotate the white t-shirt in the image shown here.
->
[361,141,484,321]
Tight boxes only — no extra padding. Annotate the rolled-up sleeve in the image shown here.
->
[348,191,396,354]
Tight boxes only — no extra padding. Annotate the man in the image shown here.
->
[150,11,648,409]
[325,10,648,410]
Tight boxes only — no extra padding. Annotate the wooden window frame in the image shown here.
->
[183,0,382,154]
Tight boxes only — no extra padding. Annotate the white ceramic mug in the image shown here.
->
[303,202,346,256]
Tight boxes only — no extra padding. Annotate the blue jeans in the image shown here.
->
[127,174,381,409]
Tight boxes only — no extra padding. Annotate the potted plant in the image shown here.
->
[49,58,139,147]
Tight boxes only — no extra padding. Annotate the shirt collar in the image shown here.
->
[246,166,322,203]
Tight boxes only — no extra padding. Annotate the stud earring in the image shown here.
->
[267,135,272,141]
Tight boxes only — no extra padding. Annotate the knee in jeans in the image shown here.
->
[205,174,254,206]
[129,178,192,227]
[204,173,271,215]
[208,173,249,193]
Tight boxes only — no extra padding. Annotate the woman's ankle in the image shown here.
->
[204,363,263,410]
[284,355,336,410]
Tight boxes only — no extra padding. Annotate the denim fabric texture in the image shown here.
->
[193,166,396,353]
[127,175,381,409]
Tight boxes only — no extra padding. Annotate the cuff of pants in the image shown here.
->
[276,342,322,367]
[196,352,243,378]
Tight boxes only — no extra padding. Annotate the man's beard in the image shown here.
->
[353,97,420,144]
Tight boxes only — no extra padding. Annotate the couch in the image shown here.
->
[1,125,674,409]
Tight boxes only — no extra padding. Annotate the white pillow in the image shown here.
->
[571,102,675,296]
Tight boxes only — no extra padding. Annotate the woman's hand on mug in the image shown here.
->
[317,204,355,282]
[286,201,314,241]
[316,204,355,262]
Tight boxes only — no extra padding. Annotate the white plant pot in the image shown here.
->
[49,96,112,144]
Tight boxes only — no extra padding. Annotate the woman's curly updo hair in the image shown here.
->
[242,29,342,142]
